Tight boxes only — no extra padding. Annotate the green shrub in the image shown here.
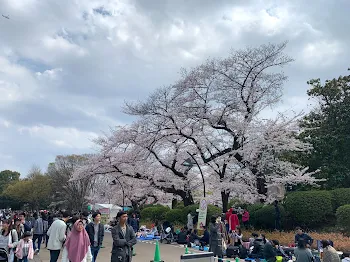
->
[331,188,350,210]
[249,205,286,229]
[165,209,185,224]
[336,204,350,231]
[207,205,222,222]
[284,190,333,228]
[140,205,170,222]
[247,203,264,214]
[163,204,222,225]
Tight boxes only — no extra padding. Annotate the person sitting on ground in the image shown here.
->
[322,240,341,262]
[249,233,259,247]
[199,226,210,249]
[261,234,269,245]
[295,227,313,247]
[149,224,158,235]
[263,239,277,262]
[342,252,350,262]
[230,227,243,247]
[294,240,313,262]
[189,229,199,245]
[249,233,264,259]
[176,228,188,245]
[271,240,289,260]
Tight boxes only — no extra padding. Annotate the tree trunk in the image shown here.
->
[171,198,178,209]
[221,191,229,213]
[256,173,267,195]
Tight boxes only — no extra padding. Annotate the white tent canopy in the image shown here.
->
[94,203,122,219]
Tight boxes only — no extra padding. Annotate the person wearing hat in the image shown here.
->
[111,211,137,262]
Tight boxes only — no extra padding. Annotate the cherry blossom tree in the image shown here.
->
[124,42,321,211]
[87,174,166,210]
[75,122,203,206]
[76,43,321,212]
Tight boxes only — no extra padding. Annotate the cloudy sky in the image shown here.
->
[0,0,349,176]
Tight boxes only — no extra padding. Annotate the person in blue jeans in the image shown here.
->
[86,212,104,262]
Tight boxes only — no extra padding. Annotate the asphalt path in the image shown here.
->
[33,233,239,262]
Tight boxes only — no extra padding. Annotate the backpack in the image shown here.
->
[226,245,240,258]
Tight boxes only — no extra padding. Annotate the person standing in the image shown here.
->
[228,210,239,231]
[32,212,44,255]
[18,213,31,233]
[295,227,313,247]
[187,213,194,231]
[111,211,137,262]
[81,212,91,227]
[15,232,34,262]
[47,211,70,262]
[128,214,139,233]
[86,212,104,262]
[242,209,250,230]
[61,220,92,262]
[274,200,281,231]
[5,219,19,262]
[209,215,225,259]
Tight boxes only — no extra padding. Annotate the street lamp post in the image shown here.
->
[110,176,125,210]
[182,152,206,198]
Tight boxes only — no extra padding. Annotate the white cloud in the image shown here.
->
[301,40,343,67]
[0,0,349,174]
[18,125,98,149]
[3,120,10,128]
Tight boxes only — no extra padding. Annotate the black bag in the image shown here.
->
[239,246,248,259]
[226,245,240,258]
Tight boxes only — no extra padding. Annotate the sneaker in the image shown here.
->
[35,249,39,254]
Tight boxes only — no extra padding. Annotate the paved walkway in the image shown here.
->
[33,234,239,262]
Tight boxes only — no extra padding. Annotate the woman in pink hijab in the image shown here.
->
[61,220,92,262]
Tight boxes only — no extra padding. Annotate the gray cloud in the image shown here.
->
[0,0,349,175]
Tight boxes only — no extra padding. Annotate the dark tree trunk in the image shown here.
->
[256,173,267,195]
[171,198,178,209]
[221,191,229,213]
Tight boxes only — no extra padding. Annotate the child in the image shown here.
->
[15,231,34,262]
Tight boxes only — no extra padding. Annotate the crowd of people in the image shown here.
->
[158,206,345,262]
[0,207,348,262]
[0,209,137,262]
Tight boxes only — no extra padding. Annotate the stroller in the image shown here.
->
[160,225,175,244]
[0,248,8,262]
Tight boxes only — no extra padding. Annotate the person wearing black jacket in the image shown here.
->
[249,235,265,259]
[86,212,104,262]
[128,214,139,233]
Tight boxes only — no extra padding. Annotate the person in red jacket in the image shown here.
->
[225,208,233,222]
[229,210,240,231]
[242,209,250,229]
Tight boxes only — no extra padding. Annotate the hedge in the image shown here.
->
[163,204,221,225]
[247,203,264,214]
[284,190,333,228]
[336,204,350,231]
[331,188,350,210]
[140,205,170,222]
[249,204,286,229]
